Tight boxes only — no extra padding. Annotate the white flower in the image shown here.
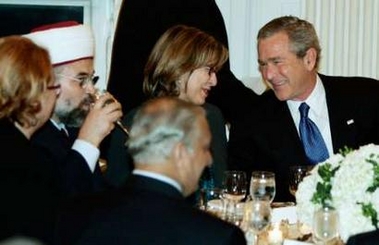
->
[296,144,379,242]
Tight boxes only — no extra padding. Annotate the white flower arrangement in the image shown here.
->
[296,144,379,242]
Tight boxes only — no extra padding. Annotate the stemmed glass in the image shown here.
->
[222,170,247,224]
[250,171,276,203]
[94,89,129,136]
[289,165,313,198]
[313,206,339,245]
[244,200,272,245]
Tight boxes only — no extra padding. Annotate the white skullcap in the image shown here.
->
[23,21,94,66]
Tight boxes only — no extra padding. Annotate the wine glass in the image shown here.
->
[313,206,339,245]
[244,199,272,245]
[93,89,129,135]
[250,171,276,203]
[289,165,313,198]
[222,170,247,224]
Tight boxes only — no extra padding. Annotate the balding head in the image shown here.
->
[127,97,212,196]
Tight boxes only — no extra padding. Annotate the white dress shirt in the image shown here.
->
[133,169,183,193]
[287,75,334,155]
[50,119,99,172]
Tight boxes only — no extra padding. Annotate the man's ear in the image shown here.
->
[172,142,188,167]
[304,48,317,70]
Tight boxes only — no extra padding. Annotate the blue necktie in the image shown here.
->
[299,103,329,164]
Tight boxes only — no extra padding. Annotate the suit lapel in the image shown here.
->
[248,92,309,172]
[262,95,306,161]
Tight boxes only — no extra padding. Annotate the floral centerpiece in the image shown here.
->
[296,144,379,242]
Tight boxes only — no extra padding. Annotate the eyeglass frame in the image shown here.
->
[188,66,217,79]
[56,73,99,88]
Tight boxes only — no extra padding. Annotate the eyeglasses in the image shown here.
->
[47,84,61,94]
[205,67,216,76]
[56,73,99,88]
[189,66,216,78]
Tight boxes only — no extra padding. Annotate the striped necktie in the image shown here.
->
[299,102,329,164]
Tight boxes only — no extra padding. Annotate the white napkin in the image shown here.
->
[271,206,297,224]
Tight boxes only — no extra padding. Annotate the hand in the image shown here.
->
[78,92,123,147]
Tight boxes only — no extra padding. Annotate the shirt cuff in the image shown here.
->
[72,139,100,172]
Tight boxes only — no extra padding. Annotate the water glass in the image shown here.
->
[313,206,339,244]
[250,171,276,203]
[243,199,272,245]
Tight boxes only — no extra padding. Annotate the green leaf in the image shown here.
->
[312,163,339,207]
[358,202,379,229]
[339,146,353,157]
[366,157,379,193]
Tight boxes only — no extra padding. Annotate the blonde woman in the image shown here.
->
[104,25,229,201]
[0,36,59,243]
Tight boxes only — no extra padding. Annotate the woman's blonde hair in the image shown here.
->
[143,24,228,98]
[0,35,53,127]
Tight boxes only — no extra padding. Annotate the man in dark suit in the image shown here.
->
[55,97,247,245]
[107,0,258,125]
[346,230,379,245]
[228,16,379,202]
[25,21,123,195]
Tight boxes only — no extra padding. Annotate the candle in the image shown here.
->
[268,223,283,245]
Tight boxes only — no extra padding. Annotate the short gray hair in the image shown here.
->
[127,97,205,164]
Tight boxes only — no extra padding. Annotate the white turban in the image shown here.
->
[24,21,94,66]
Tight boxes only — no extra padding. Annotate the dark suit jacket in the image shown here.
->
[107,0,258,125]
[0,119,58,244]
[102,103,227,189]
[31,120,106,196]
[346,229,379,245]
[55,175,247,245]
[228,74,379,202]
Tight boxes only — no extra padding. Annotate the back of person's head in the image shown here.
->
[0,35,54,128]
[127,96,211,196]
[127,96,206,163]
[143,24,228,98]
[257,15,321,70]
[23,21,94,67]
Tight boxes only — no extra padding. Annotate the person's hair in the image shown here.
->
[257,16,322,70]
[0,36,53,127]
[143,24,229,98]
[127,96,205,164]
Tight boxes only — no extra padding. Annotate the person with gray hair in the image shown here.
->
[228,15,379,202]
[55,96,246,245]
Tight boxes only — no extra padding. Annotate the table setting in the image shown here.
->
[200,145,379,244]
[199,169,312,244]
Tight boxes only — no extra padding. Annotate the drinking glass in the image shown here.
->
[313,206,339,245]
[244,199,272,245]
[250,171,276,203]
[93,89,129,136]
[289,165,313,198]
[222,170,247,224]
[199,187,226,219]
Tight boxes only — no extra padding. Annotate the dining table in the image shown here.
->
[203,200,345,245]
